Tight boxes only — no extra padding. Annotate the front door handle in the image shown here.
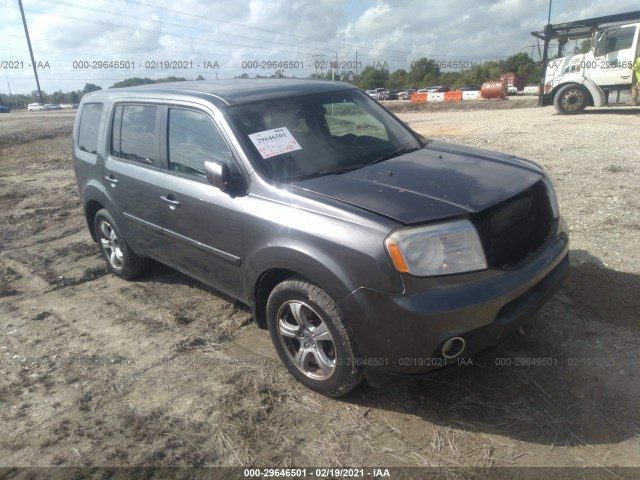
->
[160,195,180,209]
[104,175,119,185]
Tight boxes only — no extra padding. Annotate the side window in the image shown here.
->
[111,105,157,164]
[598,26,637,55]
[168,108,232,178]
[78,103,103,154]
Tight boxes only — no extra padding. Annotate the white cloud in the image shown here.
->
[1,0,638,93]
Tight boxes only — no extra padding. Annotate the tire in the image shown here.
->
[266,278,364,397]
[94,209,147,279]
[554,84,588,115]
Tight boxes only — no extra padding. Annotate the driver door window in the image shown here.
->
[168,108,232,179]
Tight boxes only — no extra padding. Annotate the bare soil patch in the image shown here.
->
[1,106,639,476]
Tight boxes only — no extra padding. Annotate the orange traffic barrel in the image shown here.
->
[480,81,507,99]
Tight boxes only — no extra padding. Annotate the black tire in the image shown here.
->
[94,209,147,279]
[554,84,588,115]
[266,278,364,397]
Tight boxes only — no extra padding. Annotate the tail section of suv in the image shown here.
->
[73,79,568,396]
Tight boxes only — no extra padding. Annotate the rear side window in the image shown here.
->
[78,103,103,154]
[111,105,158,164]
[168,108,232,178]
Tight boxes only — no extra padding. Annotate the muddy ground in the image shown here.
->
[0,103,639,478]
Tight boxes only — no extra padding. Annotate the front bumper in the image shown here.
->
[339,220,569,385]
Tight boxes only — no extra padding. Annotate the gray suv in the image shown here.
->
[73,79,569,396]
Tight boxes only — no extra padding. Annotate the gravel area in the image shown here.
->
[1,105,639,473]
[399,104,640,273]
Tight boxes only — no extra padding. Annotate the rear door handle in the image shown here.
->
[160,195,180,209]
[104,175,119,184]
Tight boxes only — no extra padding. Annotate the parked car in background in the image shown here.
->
[44,104,56,110]
[73,79,568,397]
[0,105,11,113]
[507,84,518,95]
[381,90,399,100]
[401,89,415,100]
[365,90,377,98]
[417,86,450,94]
[458,85,481,91]
[28,103,44,111]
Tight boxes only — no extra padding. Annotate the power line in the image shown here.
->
[40,0,431,59]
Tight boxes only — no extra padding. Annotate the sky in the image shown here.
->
[1,0,639,94]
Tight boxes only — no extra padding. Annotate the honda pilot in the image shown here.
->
[72,79,569,396]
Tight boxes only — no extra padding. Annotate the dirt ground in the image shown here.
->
[1,101,639,478]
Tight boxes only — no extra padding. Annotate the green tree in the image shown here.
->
[574,39,592,54]
[339,70,356,83]
[439,71,463,89]
[409,58,440,86]
[386,69,408,89]
[82,83,102,94]
[504,52,536,75]
[358,66,389,90]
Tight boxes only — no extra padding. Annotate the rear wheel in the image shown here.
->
[94,209,147,279]
[266,278,364,397]
[554,84,588,115]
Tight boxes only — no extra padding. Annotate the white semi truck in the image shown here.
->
[535,13,640,114]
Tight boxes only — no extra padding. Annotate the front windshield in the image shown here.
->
[226,88,422,182]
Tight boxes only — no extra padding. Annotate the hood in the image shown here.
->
[291,141,544,225]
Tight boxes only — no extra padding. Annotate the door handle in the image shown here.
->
[160,195,180,208]
[104,175,119,184]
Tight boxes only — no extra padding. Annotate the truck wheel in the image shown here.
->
[554,84,588,115]
[266,278,364,397]
[94,209,148,279]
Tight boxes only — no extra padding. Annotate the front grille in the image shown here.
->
[472,181,553,268]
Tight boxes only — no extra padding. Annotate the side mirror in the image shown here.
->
[204,160,245,196]
[204,160,231,192]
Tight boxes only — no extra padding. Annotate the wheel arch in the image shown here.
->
[247,246,363,330]
[84,199,105,242]
[551,79,606,108]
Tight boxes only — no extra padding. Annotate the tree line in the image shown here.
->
[330,52,541,90]
[1,52,542,107]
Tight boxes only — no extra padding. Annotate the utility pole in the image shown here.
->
[312,54,324,78]
[355,50,358,76]
[332,53,338,81]
[18,0,44,104]
[538,0,553,107]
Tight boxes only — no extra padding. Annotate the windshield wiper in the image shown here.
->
[280,166,359,183]
[364,146,421,168]
[281,146,422,182]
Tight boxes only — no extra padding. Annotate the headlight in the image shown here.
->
[385,219,487,276]
[542,176,560,218]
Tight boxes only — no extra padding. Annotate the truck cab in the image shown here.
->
[539,17,640,114]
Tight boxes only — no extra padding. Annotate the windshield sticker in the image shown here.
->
[248,127,302,159]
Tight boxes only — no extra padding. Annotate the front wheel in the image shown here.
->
[554,84,588,115]
[266,279,364,397]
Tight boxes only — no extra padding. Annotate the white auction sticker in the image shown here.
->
[248,127,302,159]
